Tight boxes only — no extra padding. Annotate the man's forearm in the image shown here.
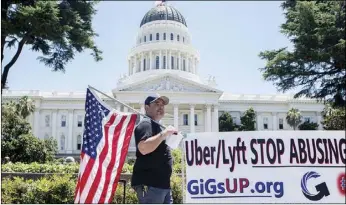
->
[138,132,166,155]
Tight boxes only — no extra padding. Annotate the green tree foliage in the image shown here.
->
[321,104,345,130]
[298,121,319,130]
[1,0,102,90]
[258,1,346,107]
[1,97,58,163]
[219,112,238,132]
[240,107,256,131]
[286,108,302,130]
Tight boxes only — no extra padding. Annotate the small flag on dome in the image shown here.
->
[154,0,165,6]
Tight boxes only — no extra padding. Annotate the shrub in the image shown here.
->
[1,174,75,204]
[171,175,183,204]
[298,121,319,130]
[1,162,79,174]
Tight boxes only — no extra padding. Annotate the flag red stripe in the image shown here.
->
[78,114,117,200]
[107,114,138,203]
[83,114,121,203]
[97,115,129,203]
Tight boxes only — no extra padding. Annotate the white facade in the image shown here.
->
[2,3,325,155]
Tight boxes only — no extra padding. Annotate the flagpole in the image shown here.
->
[88,85,169,130]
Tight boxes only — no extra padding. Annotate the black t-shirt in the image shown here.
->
[131,118,173,189]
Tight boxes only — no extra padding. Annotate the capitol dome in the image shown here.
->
[140,4,187,27]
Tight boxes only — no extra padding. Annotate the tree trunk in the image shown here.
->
[1,0,9,63]
[1,37,27,91]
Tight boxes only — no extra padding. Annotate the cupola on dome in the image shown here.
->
[140,4,187,27]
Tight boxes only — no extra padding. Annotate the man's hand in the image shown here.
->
[162,125,178,138]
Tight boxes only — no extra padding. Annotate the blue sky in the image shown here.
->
[3,1,296,95]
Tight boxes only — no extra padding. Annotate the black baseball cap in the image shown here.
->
[144,93,169,105]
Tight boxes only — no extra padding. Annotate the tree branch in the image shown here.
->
[1,37,27,90]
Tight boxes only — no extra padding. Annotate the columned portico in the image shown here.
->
[52,110,58,141]
[189,104,195,133]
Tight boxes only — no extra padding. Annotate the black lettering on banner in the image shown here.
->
[195,139,203,165]
[241,140,247,164]
[185,140,194,166]
[210,146,216,165]
[316,138,324,164]
[298,139,307,164]
[250,139,258,164]
[290,139,299,164]
[323,139,329,163]
[328,138,339,164]
[222,140,229,164]
[228,145,236,172]
[340,138,346,164]
[203,146,211,165]
[258,139,266,164]
[277,139,284,164]
[306,139,317,164]
[266,138,276,164]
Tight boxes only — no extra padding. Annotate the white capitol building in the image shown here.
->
[2,2,324,156]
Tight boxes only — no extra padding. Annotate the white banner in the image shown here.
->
[183,131,345,203]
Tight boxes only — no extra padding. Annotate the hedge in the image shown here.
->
[1,174,183,204]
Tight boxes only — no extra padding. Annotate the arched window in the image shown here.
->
[170,33,173,41]
[156,56,160,69]
[156,33,159,40]
[163,56,166,69]
[177,35,180,41]
[77,134,82,150]
[150,34,152,41]
[183,59,186,71]
[163,33,166,40]
[143,59,146,71]
[60,134,65,151]
[171,56,174,69]
[144,36,146,42]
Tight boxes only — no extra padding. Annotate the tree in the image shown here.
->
[1,1,102,90]
[286,108,302,130]
[1,97,58,163]
[298,121,319,130]
[240,107,256,131]
[258,1,346,107]
[219,112,238,132]
[321,104,345,130]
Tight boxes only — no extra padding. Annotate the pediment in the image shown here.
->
[116,75,221,93]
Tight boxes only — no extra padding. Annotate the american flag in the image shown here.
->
[74,88,138,204]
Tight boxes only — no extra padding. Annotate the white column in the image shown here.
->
[196,59,199,73]
[123,106,129,113]
[206,104,212,132]
[168,50,171,69]
[178,52,181,70]
[187,57,190,72]
[150,51,152,70]
[256,112,261,131]
[204,108,207,132]
[165,50,168,69]
[316,112,322,130]
[272,112,277,130]
[52,110,57,140]
[160,50,162,69]
[68,110,74,153]
[134,55,137,73]
[212,105,219,132]
[116,104,121,111]
[190,104,195,133]
[128,59,131,75]
[174,104,179,129]
[141,53,144,71]
[34,110,40,138]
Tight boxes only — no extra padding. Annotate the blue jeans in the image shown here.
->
[133,185,173,204]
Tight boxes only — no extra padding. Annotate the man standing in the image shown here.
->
[131,94,178,204]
